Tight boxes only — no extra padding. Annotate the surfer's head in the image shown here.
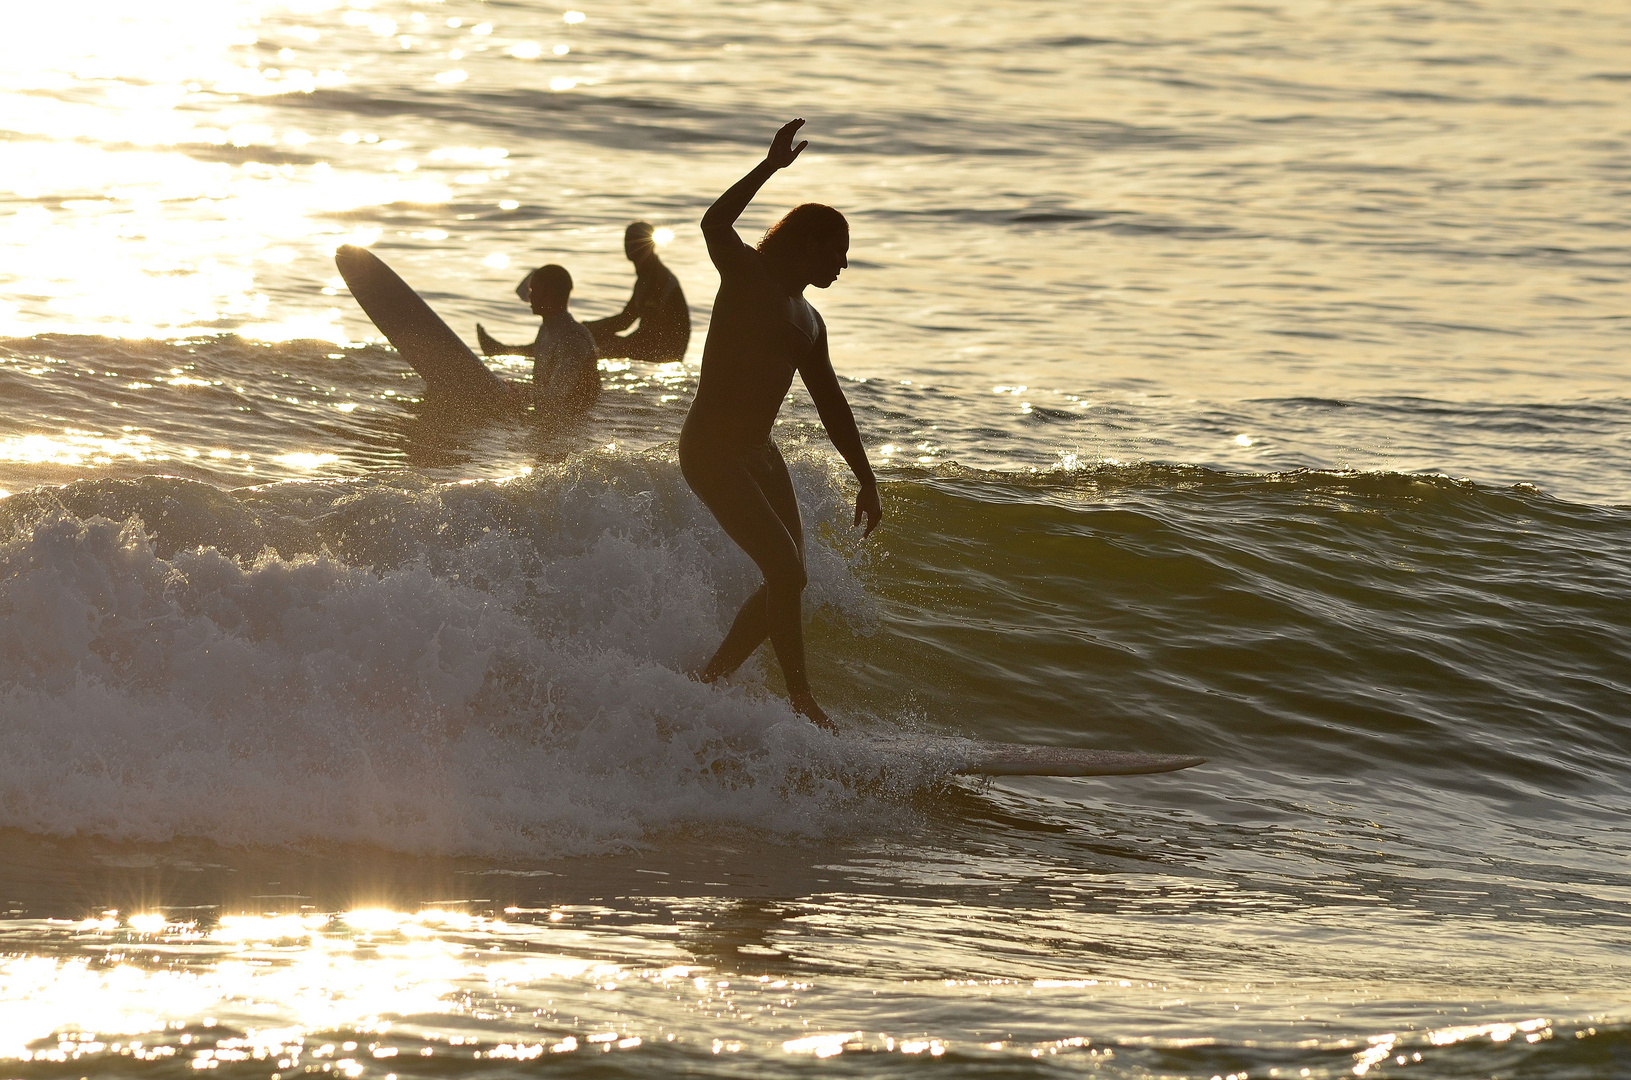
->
[624,221,657,265]
[759,203,849,289]
[528,264,572,316]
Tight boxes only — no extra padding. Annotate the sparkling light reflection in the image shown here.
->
[0,909,634,1064]
[0,903,1607,1075]
[0,0,512,340]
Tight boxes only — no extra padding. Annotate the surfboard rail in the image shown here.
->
[954,741,1205,777]
[868,736,1205,777]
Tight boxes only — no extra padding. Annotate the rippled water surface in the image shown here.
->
[1,0,1628,1076]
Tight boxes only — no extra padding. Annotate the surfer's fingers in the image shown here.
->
[855,497,879,538]
[769,120,808,167]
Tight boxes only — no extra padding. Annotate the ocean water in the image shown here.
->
[1,0,1629,1076]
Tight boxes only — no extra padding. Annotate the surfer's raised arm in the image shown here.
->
[700,118,808,267]
[799,328,882,537]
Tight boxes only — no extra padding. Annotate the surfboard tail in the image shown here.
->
[335,246,522,421]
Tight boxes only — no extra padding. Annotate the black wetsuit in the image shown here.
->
[595,260,688,361]
[680,236,823,491]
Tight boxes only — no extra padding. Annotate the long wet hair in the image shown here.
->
[758,203,847,263]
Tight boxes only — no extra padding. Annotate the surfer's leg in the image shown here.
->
[703,583,769,682]
[476,324,533,357]
[585,320,631,360]
[697,447,806,677]
[748,445,828,724]
[683,446,827,727]
[587,323,684,364]
[615,327,679,364]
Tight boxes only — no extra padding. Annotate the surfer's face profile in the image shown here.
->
[804,235,849,289]
[528,265,573,316]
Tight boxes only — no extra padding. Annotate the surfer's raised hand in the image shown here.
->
[854,481,882,538]
[765,118,808,170]
[702,120,805,243]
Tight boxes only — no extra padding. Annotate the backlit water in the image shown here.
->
[0,0,1627,1076]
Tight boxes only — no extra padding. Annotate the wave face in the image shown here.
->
[0,454,945,856]
[876,465,1631,788]
[2,458,1625,862]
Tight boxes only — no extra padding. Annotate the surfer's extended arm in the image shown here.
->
[584,276,643,335]
[476,323,534,358]
[701,119,808,268]
[799,330,882,537]
[584,303,636,335]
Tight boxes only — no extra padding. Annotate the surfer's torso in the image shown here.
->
[682,239,823,456]
[532,311,599,413]
[628,258,691,355]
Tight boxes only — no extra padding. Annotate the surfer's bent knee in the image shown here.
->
[680,441,805,589]
[769,560,808,595]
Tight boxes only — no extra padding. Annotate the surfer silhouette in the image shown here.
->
[475,264,599,415]
[335,242,598,422]
[489,222,689,364]
[681,118,882,730]
[584,222,691,362]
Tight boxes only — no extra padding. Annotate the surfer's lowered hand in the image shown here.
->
[854,480,882,538]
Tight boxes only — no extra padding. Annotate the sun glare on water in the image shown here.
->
[0,907,688,1067]
[0,0,530,341]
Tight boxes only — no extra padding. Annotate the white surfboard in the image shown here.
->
[871,736,1204,777]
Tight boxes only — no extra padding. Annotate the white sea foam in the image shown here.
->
[0,450,933,856]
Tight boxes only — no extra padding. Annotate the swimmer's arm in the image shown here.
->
[799,332,882,536]
[701,118,808,269]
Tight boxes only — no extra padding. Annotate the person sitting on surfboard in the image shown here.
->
[681,118,882,730]
[481,222,689,365]
[582,222,690,362]
[477,264,599,415]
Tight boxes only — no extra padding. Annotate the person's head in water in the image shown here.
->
[529,264,572,317]
[624,221,658,266]
[759,203,848,289]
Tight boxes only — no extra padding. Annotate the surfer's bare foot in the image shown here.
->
[790,693,837,731]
